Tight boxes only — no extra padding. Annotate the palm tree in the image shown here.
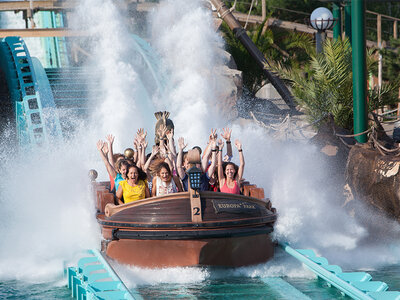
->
[274,38,398,130]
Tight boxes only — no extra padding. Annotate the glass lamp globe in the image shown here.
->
[310,7,334,31]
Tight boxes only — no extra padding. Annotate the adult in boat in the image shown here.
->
[217,139,244,194]
[177,136,217,192]
[116,164,150,204]
[151,162,183,196]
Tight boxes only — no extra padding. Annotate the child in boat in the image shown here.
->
[116,165,150,204]
[202,128,232,191]
[151,162,183,196]
[114,160,131,192]
[217,139,245,194]
[96,140,129,192]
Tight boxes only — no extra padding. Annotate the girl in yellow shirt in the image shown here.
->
[116,165,150,204]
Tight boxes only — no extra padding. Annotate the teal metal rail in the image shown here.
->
[66,249,142,300]
[131,35,167,96]
[0,36,63,148]
[37,11,69,68]
[282,244,400,300]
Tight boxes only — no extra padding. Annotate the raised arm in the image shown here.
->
[143,145,158,176]
[176,137,187,179]
[136,128,147,168]
[134,137,142,168]
[202,129,217,171]
[207,140,217,178]
[217,139,225,187]
[221,128,233,158]
[166,128,177,157]
[140,139,148,169]
[97,140,117,179]
[235,139,245,181]
[106,134,115,167]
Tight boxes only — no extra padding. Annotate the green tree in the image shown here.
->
[274,38,398,130]
[379,38,400,83]
[221,22,314,93]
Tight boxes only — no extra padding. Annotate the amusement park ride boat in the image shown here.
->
[91,151,277,268]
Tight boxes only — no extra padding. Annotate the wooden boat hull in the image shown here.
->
[105,234,274,268]
[94,182,277,268]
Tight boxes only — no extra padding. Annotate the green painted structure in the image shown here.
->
[345,1,352,43]
[332,3,342,40]
[351,0,368,143]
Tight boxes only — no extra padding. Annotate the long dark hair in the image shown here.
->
[127,165,147,181]
[222,162,238,179]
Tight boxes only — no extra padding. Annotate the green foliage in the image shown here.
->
[221,22,313,93]
[273,38,398,130]
[378,38,400,83]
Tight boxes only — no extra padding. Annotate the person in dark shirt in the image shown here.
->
[176,137,217,191]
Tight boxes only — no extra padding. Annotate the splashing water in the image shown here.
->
[0,0,399,288]
[149,0,228,145]
[71,0,156,150]
[0,129,100,282]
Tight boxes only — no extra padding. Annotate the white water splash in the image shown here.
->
[149,0,227,146]
[0,130,101,282]
[71,0,155,151]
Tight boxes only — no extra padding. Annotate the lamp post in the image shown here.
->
[310,7,335,53]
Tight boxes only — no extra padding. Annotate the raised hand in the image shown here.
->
[210,139,216,149]
[157,124,168,139]
[96,140,105,152]
[106,134,115,144]
[234,139,242,150]
[137,128,147,141]
[151,145,159,156]
[133,137,139,150]
[102,142,109,154]
[141,140,148,149]
[221,128,232,141]
[166,128,174,140]
[178,137,187,150]
[217,138,224,149]
[209,128,217,141]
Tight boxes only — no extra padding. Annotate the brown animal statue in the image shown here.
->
[154,111,174,145]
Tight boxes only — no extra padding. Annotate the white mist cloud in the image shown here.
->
[149,0,227,146]
[71,0,156,151]
[0,135,101,282]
